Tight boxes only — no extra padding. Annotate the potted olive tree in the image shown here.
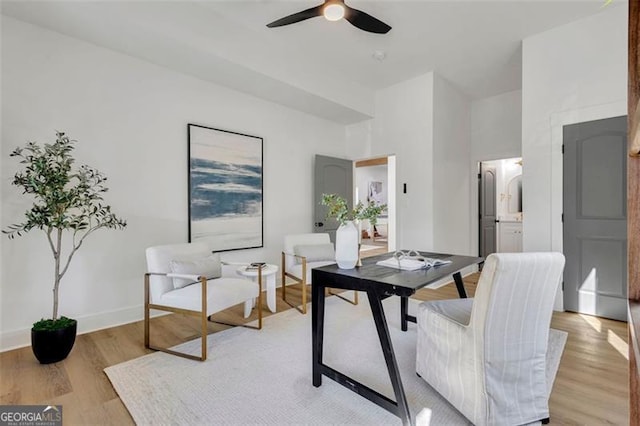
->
[3,131,126,363]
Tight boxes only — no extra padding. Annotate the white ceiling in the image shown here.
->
[1,0,618,124]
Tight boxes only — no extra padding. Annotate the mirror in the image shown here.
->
[507,175,522,213]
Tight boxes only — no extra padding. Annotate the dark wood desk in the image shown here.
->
[311,251,483,426]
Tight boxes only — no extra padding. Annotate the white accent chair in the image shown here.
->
[144,241,262,361]
[416,252,565,426]
[281,233,357,314]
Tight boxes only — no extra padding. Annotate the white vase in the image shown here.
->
[335,220,359,269]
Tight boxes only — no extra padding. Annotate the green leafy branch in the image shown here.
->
[3,132,127,319]
[321,193,387,227]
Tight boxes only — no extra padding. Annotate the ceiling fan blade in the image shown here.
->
[344,6,391,34]
[266,5,323,28]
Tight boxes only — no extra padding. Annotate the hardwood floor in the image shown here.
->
[360,237,388,258]
[0,274,628,425]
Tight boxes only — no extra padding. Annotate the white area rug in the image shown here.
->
[105,295,567,425]
[360,244,382,252]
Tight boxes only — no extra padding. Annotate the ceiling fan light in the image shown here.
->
[324,4,345,21]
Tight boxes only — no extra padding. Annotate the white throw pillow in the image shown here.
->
[169,253,222,289]
[294,243,335,264]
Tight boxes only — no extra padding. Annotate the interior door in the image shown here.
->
[479,163,497,258]
[314,155,353,242]
[563,116,627,321]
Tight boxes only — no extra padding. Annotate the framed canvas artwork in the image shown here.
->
[188,124,263,251]
[368,181,386,207]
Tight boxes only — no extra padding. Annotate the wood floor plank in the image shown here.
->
[0,273,629,425]
[62,333,119,407]
[0,346,72,404]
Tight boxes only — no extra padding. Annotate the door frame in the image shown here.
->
[354,154,397,252]
[550,100,627,311]
[476,157,523,257]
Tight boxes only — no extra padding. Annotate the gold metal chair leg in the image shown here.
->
[281,253,309,315]
[285,300,307,314]
[201,277,207,361]
[280,277,309,314]
[146,311,208,362]
[144,274,262,362]
[301,260,307,315]
[144,274,150,349]
[200,309,207,361]
[147,344,206,361]
[144,274,208,361]
[258,268,263,330]
[281,251,287,305]
[301,283,307,315]
[327,289,359,305]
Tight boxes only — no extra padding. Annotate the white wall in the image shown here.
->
[350,72,474,255]
[0,16,348,351]
[521,5,627,310]
[522,5,627,253]
[469,90,522,256]
[345,120,372,160]
[471,90,522,162]
[371,73,434,250]
[432,74,472,255]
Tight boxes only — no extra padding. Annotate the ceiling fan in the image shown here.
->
[266,0,391,34]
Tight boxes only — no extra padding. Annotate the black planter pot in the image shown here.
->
[31,320,77,364]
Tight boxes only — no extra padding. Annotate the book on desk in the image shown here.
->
[376,255,452,271]
[246,262,266,271]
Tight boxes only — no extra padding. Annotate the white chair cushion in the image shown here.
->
[169,253,222,289]
[418,298,473,327]
[146,241,211,303]
[283,234,331,270]
[160,277,258,316]
[293,243,335,264]
[287,260,335,285]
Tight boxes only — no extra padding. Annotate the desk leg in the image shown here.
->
[312,282,325,387]
[368,290,411,426]
[400,296,408,332]
[453,272,467,298]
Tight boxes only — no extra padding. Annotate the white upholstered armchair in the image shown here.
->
[281,233,357,314]
[144,241,262,361]
[416,252,565,425]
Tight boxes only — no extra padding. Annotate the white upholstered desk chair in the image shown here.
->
[145,241,262,361]
[416,252,565,426]
[281,233,358,314]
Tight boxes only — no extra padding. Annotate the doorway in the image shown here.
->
[355,156,396,256]
[478,157,523,258]
[314,154,396,257]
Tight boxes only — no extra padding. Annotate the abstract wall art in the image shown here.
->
[368,181,386,208]
[188,124,263,251]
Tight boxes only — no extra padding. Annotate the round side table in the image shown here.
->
[236,264,278,313]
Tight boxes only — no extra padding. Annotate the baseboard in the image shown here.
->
[0,304,166,353]
[1,286,277,352]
